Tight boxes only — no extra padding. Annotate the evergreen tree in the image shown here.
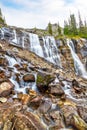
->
[78,11,85,36]
[57,22,62,36]
[64,20,69,35]
[48,22,53,35]
[69,14,78,35]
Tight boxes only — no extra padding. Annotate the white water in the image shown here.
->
[5,55,18,67]
[12,30,18,44]
[29,33,44,57]
[43,36,61,67]
[0,29,4,39]
[67,39,87,78]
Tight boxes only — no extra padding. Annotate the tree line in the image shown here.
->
[48,12,87,38]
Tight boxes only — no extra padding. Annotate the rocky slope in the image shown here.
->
[0,27,87,130]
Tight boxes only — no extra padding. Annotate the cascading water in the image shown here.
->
[0,29,4,39]
[29,33,44,57]
[5,55,18,67]
[43,36,61,67]
[67,39,87,78]
[12,30,18,44]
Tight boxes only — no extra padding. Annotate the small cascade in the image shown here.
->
[5,55,18,67]
[0,29,4,39]
[43,36,61,67]
[67,39,87,78]
[12,30,18,44]
[29,33,44,57]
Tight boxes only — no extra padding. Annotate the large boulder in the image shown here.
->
[36,72,55,93]
[23,73,35,82]
[0,81,14,97]
[49,111,65,130]
[38,99,52,113]
[48,84,64,97]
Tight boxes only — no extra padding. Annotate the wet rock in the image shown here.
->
[0,99,47,130]
[38,99,52,113]
[28,89,37,96]
[49,110,65,129]
[0,43,3,50]
[36,72,55,93]
[0,81,14,97]
[48,84,64,97]
[0,97,7,103]
[14,63,20,69]
[22,63,28,71]
[72,79,82,93]
[72,79,79,87]
[72,115,87,130]
[15,111,46,130]
[0,56,8,66]
[77,105,87,123]
[0,70,7,83]
[17,93,30,105]
[23,73,35,82]
[49,125,64,130]
[58,99,87,130]
[29,95,43,109]
[3,120,12,130]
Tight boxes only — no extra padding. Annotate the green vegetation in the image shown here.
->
[63,12,87,38]
[48,22,53,35]
[47,12,87,39]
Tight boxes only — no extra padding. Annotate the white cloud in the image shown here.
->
[0,0,87,29]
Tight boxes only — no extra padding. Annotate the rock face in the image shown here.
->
[0,31,87,130]
[0,81,14,96]
[36,72,55,93]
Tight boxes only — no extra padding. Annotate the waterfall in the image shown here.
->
[43,36,61,67]
[29,34,61,67]
[67,39,87,78]
[29,33,44,57]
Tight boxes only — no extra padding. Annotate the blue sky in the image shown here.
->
[0,0,87,29]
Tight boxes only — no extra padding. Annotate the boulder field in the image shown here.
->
[0,40,86,130]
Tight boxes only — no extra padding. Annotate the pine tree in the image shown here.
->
[48,22,53,35]
[69,14,78,35]
[64,20,69,35]
[78,11,85,36]
[57,22,62,36]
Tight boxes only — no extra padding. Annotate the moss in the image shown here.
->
[37,73,55,85]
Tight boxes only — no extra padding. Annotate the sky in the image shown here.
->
[0,0,87,29]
